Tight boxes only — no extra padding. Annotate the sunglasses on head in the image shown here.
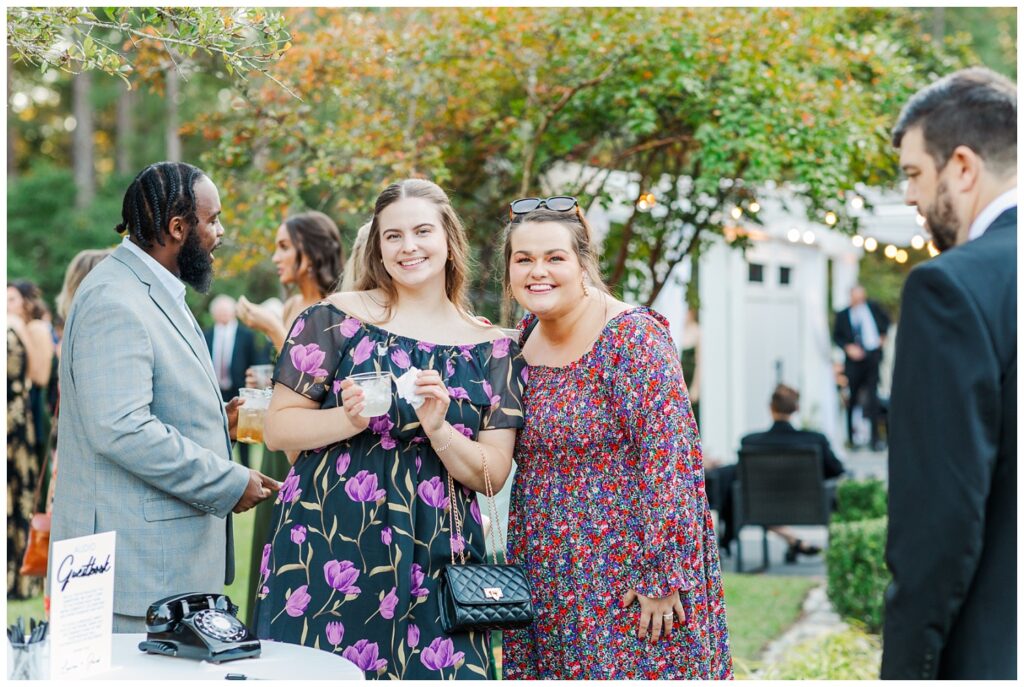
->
[508,196,579,220]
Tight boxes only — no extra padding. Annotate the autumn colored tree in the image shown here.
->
[199,7,972,321]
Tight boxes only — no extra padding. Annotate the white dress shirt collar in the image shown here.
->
[968,188,1017,242]
[121,236,188,313]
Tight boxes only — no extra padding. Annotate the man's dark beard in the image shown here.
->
[925,180,961,253]
[177,225,214,293]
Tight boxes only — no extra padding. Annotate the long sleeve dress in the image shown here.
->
[503,307,731,679]
[254,303,525,680]
[7,327,43,599]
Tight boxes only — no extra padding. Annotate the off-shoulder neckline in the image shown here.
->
[519,306,656,370]
[315,301,511,350]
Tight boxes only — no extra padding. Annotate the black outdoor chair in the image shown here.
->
[733,446,832,573]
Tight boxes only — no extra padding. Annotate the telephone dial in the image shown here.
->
[137,593,261,663]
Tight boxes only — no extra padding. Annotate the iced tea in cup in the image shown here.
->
[237,387,273,444]
[250,364,275,389]
[347,371,393,418]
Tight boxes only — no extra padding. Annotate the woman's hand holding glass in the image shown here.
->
[338,378,371,433]
[237,295,279,337]
[621,588,686,643]
[413,369,450,436]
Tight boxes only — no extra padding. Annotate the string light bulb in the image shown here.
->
[852,235,864,248]
[864,237,878,252]
[910,235,925,250]
[884,244,898,259]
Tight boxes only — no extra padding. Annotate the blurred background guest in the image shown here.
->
[9,281,57,466]
[833,285,890,450]
[6,282,53,599]
[204,294,269,468]
[339,221,371,291]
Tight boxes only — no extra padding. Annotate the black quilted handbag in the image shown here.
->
[437,445,535,634]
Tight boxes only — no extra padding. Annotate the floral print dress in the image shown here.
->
[503,307,732,679]
[7,327,43,599]
[254,303,525,680]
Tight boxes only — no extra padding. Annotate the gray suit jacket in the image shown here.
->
[51,244,250,616]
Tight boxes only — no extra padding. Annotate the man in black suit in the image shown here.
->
[833,285,890,450]
[882,67,1016,680]
[204,294,269,467]
[710,384,844,561]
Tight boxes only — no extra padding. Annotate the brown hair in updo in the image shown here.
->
[501,207,609,303]
[283,211,345,297]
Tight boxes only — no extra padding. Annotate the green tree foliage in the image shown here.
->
[6,165,128,304]
[7,7,292,92]
[197,8,971,320]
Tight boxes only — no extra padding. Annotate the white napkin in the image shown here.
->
[395,366,425,409]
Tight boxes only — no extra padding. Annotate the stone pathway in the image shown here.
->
[752,584,846,677]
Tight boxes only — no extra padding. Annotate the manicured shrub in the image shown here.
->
[833,478,887,523]
[826,516,889,633]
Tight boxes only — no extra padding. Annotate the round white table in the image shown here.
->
[87,634,364,680]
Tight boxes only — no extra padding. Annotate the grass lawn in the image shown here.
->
[722,572,817,677]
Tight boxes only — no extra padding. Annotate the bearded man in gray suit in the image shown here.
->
[52,162,279,632]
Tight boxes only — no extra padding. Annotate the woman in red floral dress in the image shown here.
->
[500,199,732,679]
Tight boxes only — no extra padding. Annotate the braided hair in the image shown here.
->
[115,162,206,249]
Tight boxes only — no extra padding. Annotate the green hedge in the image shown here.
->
[826,516,889,633]
[833,478,888,523]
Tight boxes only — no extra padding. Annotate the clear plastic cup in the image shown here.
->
[236,387,273,445]
[347,371,393,418]
[249,364,275,389]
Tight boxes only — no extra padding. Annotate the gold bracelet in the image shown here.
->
[432,423,455,454]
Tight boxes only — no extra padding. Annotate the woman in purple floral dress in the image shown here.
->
[500,201,732,679]
[254,180,525,680]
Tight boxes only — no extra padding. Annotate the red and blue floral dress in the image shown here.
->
[503,307,732,679]
[254,302,525,680]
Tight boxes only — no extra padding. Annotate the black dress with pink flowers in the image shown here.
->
[254,302,525,680]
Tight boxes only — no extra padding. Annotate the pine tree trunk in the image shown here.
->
[165,64,181,161]
[7,57,16,181]
[116,87,134,174]
[72,71,95,208]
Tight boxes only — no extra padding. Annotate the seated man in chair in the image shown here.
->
[712,384,845,562]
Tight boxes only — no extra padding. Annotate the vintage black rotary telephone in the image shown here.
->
[137,593,261,663]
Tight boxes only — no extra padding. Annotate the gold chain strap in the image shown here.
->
[445,444,506,566]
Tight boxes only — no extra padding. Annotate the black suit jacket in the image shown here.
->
[834,300,891,353]
[203,322,269,399]
[740,420,845,479]
[882,208,1016,679]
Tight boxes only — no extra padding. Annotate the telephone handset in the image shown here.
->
[137,592,261,663]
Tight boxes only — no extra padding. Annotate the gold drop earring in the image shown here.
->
[581,276,591,298]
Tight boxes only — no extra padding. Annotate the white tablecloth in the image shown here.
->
[87,634,364,680]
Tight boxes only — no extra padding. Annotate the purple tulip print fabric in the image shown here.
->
[254,303,525,680]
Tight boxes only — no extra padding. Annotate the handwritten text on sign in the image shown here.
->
[49,531,116,680]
